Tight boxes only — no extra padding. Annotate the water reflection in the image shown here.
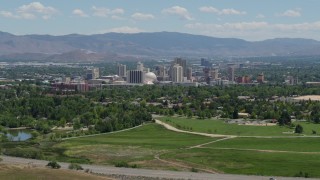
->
[5,130,32,141]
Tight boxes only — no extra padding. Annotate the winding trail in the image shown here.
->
[155,119,234,138]
[155,119,320,139]
[62,124,143,140]
[186,136,236,149]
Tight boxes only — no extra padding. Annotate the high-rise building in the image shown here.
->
[86,68,99,80]
[257,73,265,83]
[117,64,127,77]
[172,64,183,82]
[227,65,235,82]
[127,70,145,83]
[187,67,192,81]
[173,58,187,77]
[137,61,144,71]
[244,75,251,83]
[211,68,219,79]
[201,58,212,67]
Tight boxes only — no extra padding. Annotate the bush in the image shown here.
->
[47,161,61,169]
[295,124,303,134]
[115,161,129,168]
[191,167,198,172]
[69,163,83,170]
[114,161,139,168]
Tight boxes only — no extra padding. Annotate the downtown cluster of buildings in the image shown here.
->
[117,58,193,85]
[117,58,267,87]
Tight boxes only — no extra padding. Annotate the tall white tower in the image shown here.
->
[172,64,183,82]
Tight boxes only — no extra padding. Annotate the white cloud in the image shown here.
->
[100,26,145,34]
[111,15,125,20]
[199,6,246,15]
[278,9,301,17]
[72,9,88,17]
[162,6,193,20]
[0,11,19,19]
[185,21,320,40]
[92,6,124,18]
[256,14,265,18]
[131,13,154,20]
[0,2,57,20]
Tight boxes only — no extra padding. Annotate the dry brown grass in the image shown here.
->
[0,164,114,180]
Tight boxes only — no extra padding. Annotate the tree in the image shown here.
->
[232,109,239,119]
[73,118,81,130]
[295,124,303,134]
[278,110,291,126]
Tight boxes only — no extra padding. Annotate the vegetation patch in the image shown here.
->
[162,148,320,177]
[204,137,320,152]
[160,117,320,136]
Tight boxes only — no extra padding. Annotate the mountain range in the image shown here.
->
[1,31,320,62]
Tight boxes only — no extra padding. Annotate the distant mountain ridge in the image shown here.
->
[1,31,320,62]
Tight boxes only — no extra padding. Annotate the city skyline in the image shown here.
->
[0,0,319,41]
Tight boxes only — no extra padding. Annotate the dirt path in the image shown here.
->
[155,119,234,138]
[62,124,143,140]
[153,153,219,174]
[186,136,236,149]
[155,119,320,139]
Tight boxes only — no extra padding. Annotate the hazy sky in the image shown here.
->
[1,0,319,41]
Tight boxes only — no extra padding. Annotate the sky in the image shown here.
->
[0,0,320,41]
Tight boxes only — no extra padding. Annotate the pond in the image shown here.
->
[5,129,33,141]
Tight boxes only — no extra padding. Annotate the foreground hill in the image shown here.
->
[1,31,320,62]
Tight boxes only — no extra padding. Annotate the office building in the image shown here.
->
[227,65,235,82]
[173,58,187,77]
[137,61,144,71]
[187,67,192,81]
[117,64,127,77]
[172,64,183,82]
[211,69,219,79]
[127,70,145,83]
[86,68,99,80]
[257,73,265,83]
[201,58,212,67]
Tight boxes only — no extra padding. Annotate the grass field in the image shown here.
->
[159,116,320,136]
[0,164,112,180]
[162,148,320,177]
[57,124,216,167]
[4,121,320,178]
[204,137,320,152]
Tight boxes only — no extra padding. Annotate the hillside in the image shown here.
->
[1,31,320,62]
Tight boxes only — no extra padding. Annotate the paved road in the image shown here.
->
[1,156,317,180]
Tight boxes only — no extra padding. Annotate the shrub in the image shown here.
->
[115,161,129,168]
[295,124,303,134]
[69,163,83,170]
[191,167,198,172]
[47,161,61,169]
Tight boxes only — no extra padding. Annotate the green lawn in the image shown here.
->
[159,117,320,136]
[61,124,215,149]
[57,124,216,166]
[204,137,320,152]
[162,148,320,178]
